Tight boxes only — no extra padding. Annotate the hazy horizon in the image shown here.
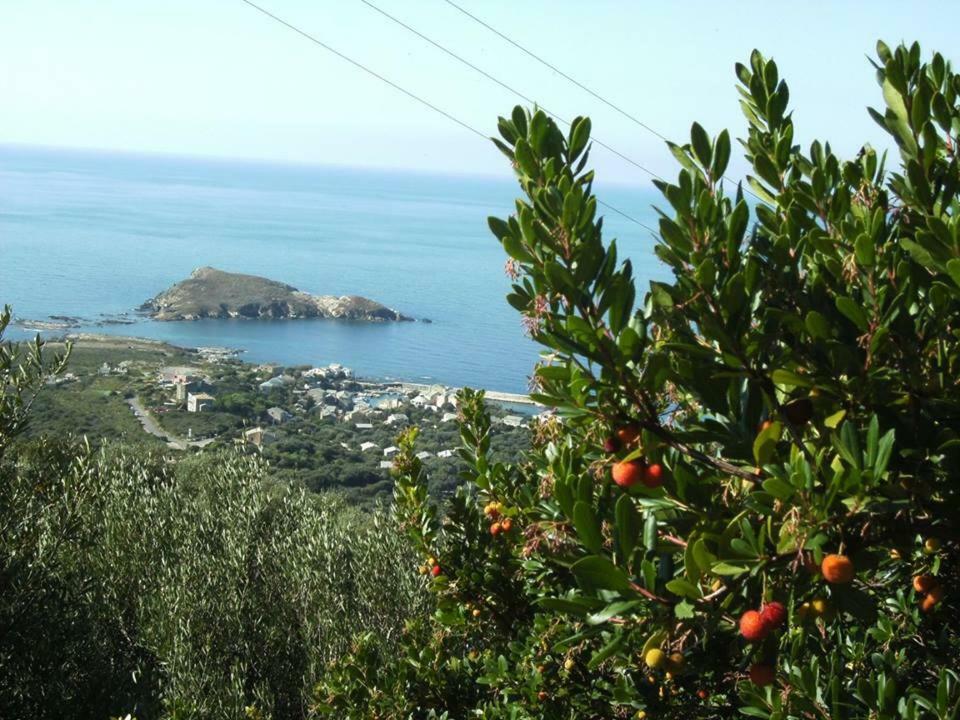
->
[3,1,957,184]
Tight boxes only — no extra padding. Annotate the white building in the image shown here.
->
[259,375,294,392]
[385,413,409,426]
[379,460,394,469]
[187,392,214,413]
[437,449,456,458]
[242,426,276,448]
[360,441,380,452]
[266,407,293,424]
[355,422,373,430]
[502,415,525,428]
[383,446,399,457]
[416,451,433,461]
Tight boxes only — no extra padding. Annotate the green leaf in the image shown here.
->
[586,600,640,625]
[835,296,869,332]
[674,600,695,619]
[855,233,876,266]
[763,476,795,501]
[665,578,702,599]
[946,259,960,289]
[753,421,783,465]
[568,116,592,162]
[615,495,641,561]
[514,138,539,178]
[805,310,831,339]
[571,555,632,593]
[712,129,731,178]
[691,539,716,575]
[537,597,601,615]
[588,631,626,669]
[824,409,847,429]
[690,122,712,168]
[771,369,812,388]
[711,561,750,576]
[573,501,603,554]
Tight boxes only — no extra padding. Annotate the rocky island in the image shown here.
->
[139,267,412,322]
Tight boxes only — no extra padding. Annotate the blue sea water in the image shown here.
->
[0,145,667,393]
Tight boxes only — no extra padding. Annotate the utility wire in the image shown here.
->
[357,0,663,182]
[237,0,655,232]
[442,0,669,143]
[442,0,761,201]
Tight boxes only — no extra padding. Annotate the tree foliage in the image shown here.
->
[0,316,427,719]
[320,41,959,718]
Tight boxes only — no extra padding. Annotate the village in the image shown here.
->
[28,336,535,502]
[152,361,530,454]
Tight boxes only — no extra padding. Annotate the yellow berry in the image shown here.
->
[645,648,666,669]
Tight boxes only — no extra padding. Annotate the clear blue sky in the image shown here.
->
[2,1,955,184]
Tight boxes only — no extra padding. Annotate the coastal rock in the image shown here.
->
[139,267,412,323]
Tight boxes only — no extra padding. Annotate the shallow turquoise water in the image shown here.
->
[0,145,666,392]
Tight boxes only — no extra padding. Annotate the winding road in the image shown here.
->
[126,398,215,450]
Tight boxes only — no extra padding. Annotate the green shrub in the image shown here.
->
[1,308,428,719]
[318,40,960,718]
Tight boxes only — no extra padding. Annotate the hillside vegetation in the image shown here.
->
[1,40,958,719]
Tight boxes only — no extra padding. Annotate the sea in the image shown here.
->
[0,145,668,393]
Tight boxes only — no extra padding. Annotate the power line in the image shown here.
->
[357,0,663,182]
[236,0,655,233]
[442,0,761,201]
[238,0,485,141]
[442,0,669,143]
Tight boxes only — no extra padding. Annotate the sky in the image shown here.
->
[1,0,956,184]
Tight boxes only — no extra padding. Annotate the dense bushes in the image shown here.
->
[318,41,960,718]
[0,310,428,719]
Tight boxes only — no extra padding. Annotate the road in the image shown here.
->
[126,398,215,450]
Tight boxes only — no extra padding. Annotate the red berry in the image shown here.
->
[431,564,442,577]
[748,663,776,687]
[616,425,641,446]
[739,610,769,642]
[760,601,787,629]
[643,463,665,488]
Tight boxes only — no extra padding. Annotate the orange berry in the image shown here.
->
[913,575,936,594]
[739,610,769,642]
[490,522,502,536]
[748,663,776,687]
[697,688,709,700]
[612,460,645,488]
[821,554,855,584]
[501,518,513,533]
[537,690,548,701]
[921,585,944,613]
[430,564,442,577]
